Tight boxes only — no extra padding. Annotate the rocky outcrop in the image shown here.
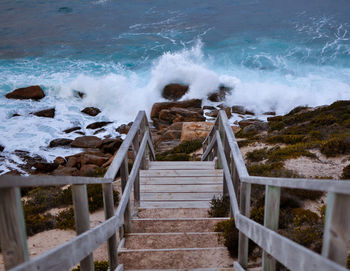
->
[162,84,189,101]
[33,162,59,173]
[33,108,55,118]
[81,107,101,116]
[49,138,73,148]
[207,86,231,102]
[71,136,102,148]
[152,122,183,153]
[5,86,45,100]
[151,99,202,119]
[99,138,123,154]
[116,122,133,134]
[180,122,214,142]
[86,121,112,130]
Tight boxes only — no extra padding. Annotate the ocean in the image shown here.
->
[1,0,350,173]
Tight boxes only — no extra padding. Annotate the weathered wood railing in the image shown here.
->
[0,110,155,271]
[202,110,350,271]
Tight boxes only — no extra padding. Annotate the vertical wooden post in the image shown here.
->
[238,182,251,269]
[322,192,350,267]
[133,130,141,208]
[120,155,132,233]
[102,183,118,270]
[262,185,281,271]
[0,187,29,270]
[72,184,94,271]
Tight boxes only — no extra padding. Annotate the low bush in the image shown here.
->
[341,164,350,179]
[214,219,239,258]
[156,139,202,161]
[265,135,305,145]
[267,144,316,162]
[208,195,230,217]
[247,162,299,178]
[25,213,55,236]
[320,136,350,157]
[72,261,109,271]
[284,188,324,201]
[246,148,268,162]
[56,208,75,230]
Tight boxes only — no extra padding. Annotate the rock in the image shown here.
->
[49,138,73,148]
[263,111,276,116]
[93,128,106,135]
[53,166,79,176]
[0,145,4,152]
[12,113,21,117]
[66,157,79,168]
[231,105,245,115]
[13,150,46,172]
[207,86,231,102]
[205,110,218,118]
[79,164,99,177]
[162,83,189,101]
[71,136,102,148]
[75,131,85,135]
[81,107,101,116]
[33,108,55,118]
[242,121,269,134]
[86,121,112,130]
[203,105,217,110]
[5,86,45,100]
[180,122,214,142]
[151,99,202,119]
[232,126,241,134]
[33,162,59,173]
[63,127,81,133]
[80,154,109,167]
[158,107,205,124]
[153,122,184,153]
[116,123,132,134]
[102,153,116,168]
[239,119,264,129]
[224,107,232,119]
[99,138,123,154]
[73,90,85,99]
[54,156,66,166]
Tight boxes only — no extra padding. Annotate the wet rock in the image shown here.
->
[53,166,79,176]
[151,99,202,119]
[13,150,46,173]
[153,122,183,153]
[116,123,132,134]
[75,131,85,135]
[224,107,232,119]
[180,122,214,142]
[203,105,216,110]
[5,86,45,100]
[0,145,4,152]
[86,121,112,130]
[205,110,218,118]
[33,162,59,173]
[207,86,231,102]
[81,107,101,116]
[66,157,79,168]
[99,138,123,154]
[63,127,81,133]
[73,90,85,99]
[79,164,99,177]
[162,83,189,101]
[49,138,73,148]
[33,108,55,118]
[263,111,276,116]
[54,156,66,166]
[231,105,255,115]
[239,119,264,128]
[93,128,106,135]
[80,154,109,167]
[158,107,205,124]
[241,120,269,134]
[12,113,21,117]
[71,136,102,148]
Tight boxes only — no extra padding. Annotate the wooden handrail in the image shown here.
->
[0,111,155,271]
[202,110,350,271]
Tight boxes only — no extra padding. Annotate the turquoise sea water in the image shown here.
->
[0,0,350,171]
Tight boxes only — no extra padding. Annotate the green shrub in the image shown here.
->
[266,135,305,145]
[156,139,202,161]
[25,213,55,236]
[246,148,268,162]
[284,188,324,201]
[269,121,285,131]
[86,184,119,213]
[214,219,239,258]
[267,143,316,162]
[156,153,190,161]
[311,114,337,126]
[347,254,350,269]
[172,139,202,154]
[56,208,75,230]
[250,206,264,225]
[71,261,109,271]
[208,195,230,217]
[341,164,350,179]
[321,136,350,157]
[247,162,299,178]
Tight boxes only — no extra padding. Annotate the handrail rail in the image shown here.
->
[202,110,350,271]
[0,111,155,271]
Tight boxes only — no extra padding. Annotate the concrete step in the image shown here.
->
[118,247,233,269]
[131,218,229,233]
[137,208,210,219]
[124,232,223,249]
[149,161,216,170]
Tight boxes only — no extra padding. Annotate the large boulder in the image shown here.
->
[207,86,231,102]
[80,154,109,167]
[162,83,189,101]
[151,99,202,119]
[153,122,183,153]
[99,138,123,154]
[71,136,102,148]
[116,122,133,134]
[33,108,55,118]
[33,162,59,173]
[49,138,73,148]
[158,107,205,124]
[180,122,214,142]
[81,107,101,116]
[5,86,45,100]
[86,121,112,130]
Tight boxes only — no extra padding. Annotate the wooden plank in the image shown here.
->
[233,261,245,271]
[140,176,223,185]
[140,184,222,193]
[201,133,217,161]
[322,192,350,267]
[133,130,140,207]
[150,161,215,166]
[242,176,350,195]
[149,163,215,170]
[0,188,29,270]
[120,156,132,234]
[262,186,281,271]
[0,175,112,188]
[140,170,223,177]
[102,183,118,270]
[72,185,94,271]
[140,201,212,208]
[140,192,221,201]
[236,214,348,271]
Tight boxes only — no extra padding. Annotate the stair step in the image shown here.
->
[141,192,220,201]
[140,201,212,208]
[118,247,232,269]
[141,176,223,185]
[140,170,223,177]
[137,208,210,218]
[149,161,215,170]
[126,269,234,271]
[124,232,223,249]
[131,218,229,233]
[140,184,222,193]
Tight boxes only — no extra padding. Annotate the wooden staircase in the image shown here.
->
[118,161,234,270]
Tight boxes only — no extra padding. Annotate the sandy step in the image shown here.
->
[131,218,229,233]
[141,192,220,201]
[149,161,215,170]
[118,247,233,269]
[140,170,223,177]
[140,201,212,208]
[124,232,224,249]
[137,208,210,219]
